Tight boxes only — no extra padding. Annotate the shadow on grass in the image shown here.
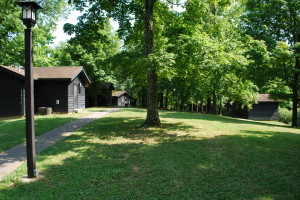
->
[78,116,195,144]
[0,114,299,200]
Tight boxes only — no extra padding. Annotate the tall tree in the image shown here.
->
[69,0,181,126]
[243,0,300,126]
[144,0,160,125]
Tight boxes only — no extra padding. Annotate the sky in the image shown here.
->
[52,2,185,46]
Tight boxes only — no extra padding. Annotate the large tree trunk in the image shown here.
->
[207,97,211,113]
[212,84,217,114]
[292,50,299,126]
[144,0,160,126]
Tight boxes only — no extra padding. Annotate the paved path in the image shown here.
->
[0,108,120,180]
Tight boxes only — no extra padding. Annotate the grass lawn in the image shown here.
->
[0,113,88,153]
[0,108,299,199]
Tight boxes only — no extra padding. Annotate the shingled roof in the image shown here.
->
[0,65,25,78]
[0,66,91,85]
[112,91,134,98]
[257,94,281,102]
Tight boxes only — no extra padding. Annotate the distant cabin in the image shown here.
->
[248,94,280,120]
[112,91,134,107]
[87,82,115,107]
[98,82,115,106]
[0,66,90,117]
[229,94,280,121]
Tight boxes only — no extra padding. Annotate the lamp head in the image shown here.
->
[16,1,42,27]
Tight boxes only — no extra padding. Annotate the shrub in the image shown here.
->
[279,108,300,125]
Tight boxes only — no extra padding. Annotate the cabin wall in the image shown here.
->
[68,77,85,112]
[0,71,24,117]
[249,102,279,120]
[117,95,131,107]
[35,80,69,113]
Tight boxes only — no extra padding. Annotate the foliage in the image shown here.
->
[242,0,300,126]
[56,14,121,103]
[0,0,68,66]
[278,107,300,125]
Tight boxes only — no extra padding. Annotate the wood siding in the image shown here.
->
[113,94,132,107]
[0,71,24,117]
[249,103,279,120]
[67,77,86,112]
[35,80,69,113]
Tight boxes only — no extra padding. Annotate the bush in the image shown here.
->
[279,108,300,125]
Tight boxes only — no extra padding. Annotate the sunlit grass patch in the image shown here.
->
[0,113,88,153]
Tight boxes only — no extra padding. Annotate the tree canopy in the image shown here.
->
[1,0,299,126]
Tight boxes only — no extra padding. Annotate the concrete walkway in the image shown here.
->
[0,108,120,180]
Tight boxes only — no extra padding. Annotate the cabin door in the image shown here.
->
[74,83,78,108]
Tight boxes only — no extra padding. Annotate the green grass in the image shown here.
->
[0,113,87,153]
[0,108,299,200]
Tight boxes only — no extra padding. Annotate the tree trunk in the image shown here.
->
[94,94,98,107]
[165,91,169,109]
[144,0,160,126]
[200,100,203,113]
[180,98,184,111]
[292,50,299,126]
[159,92,164,108]
[219,96,223,115]
[207,97,211,113]
[212,85,217,114]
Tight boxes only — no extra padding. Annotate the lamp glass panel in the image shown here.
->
[23,6,32,19]
[32,8,36,20]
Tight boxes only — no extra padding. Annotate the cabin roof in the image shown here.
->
[0,66,91,85]
[257,94,281,102]
[0,65,25,79]
[112,91,132,98]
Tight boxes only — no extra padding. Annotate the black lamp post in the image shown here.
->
[16,0,42,178]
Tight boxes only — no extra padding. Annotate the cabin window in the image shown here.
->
[78,83,82,95]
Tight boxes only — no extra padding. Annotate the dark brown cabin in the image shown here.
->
[0,66,25,117]
[229,94,280,121]
[0,66,90,117]
[248,94,280,120]
[98,82,115,106]
[112,91,135,107]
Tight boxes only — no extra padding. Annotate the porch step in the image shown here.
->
[73,109,83,113]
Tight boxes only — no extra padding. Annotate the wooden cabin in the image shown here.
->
[229,94,280,121]
[0,66,25,117]
[98,82,115,106]
[112,91,134,107]
[0,66,90,117]
[248,94,280,120]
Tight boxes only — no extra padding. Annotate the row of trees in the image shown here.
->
[0,0,299,126]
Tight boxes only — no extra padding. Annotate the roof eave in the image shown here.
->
[71,67,91,86]
[0,66,25,80]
